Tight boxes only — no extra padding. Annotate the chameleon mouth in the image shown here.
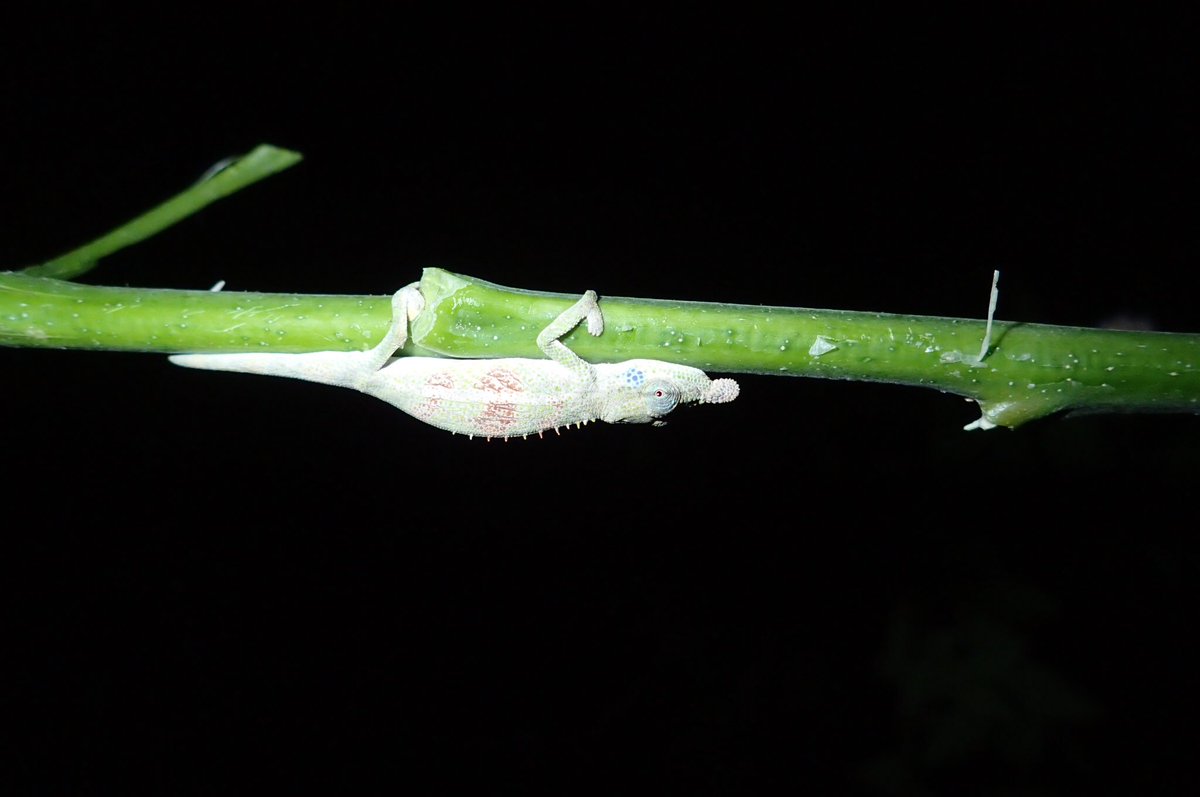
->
[702,378,739,404]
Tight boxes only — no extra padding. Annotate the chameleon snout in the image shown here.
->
[703,378,739,404]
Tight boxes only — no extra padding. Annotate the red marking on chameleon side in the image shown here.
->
[426,372,455,390]
[413,397,441,420]
[477,368,524,394]
[476,402,519,436]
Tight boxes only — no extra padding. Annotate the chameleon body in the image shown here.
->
[170,284,739,439]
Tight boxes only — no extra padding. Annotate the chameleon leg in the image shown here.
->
[535,290,604,377]
[358,283,425,372]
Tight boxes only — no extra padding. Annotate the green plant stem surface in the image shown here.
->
[3,267,1197,428]
[0,271,427,356]
[20,145,302,280]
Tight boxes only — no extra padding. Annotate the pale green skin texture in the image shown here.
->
[170,286,739,439]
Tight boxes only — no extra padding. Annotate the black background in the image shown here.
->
[3,7,1198,794]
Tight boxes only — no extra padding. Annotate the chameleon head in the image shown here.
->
[597,360,739,425]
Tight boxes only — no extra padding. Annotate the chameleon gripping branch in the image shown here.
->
[4,144,1198,431]
[170,283,740,440]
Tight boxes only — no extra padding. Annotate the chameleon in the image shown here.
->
[169,284,740,439]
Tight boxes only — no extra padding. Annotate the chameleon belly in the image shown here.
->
[367,357,595,438]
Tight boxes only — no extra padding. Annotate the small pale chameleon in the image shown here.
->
[170,284,739,439]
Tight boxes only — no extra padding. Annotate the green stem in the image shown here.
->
[0,271,415,355]
[3,267,1196,428]
[412,269,1200,428]
[7,142,1195,428]
[20,145,302,280]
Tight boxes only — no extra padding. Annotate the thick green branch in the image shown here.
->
[412,269,1200,428]
[0,271,421,355]
[3,268,1197,428]
[8,142,1193,428]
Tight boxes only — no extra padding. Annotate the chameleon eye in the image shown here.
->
[644,381,680,416]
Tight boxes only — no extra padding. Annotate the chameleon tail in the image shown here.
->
[169,351,369,389]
